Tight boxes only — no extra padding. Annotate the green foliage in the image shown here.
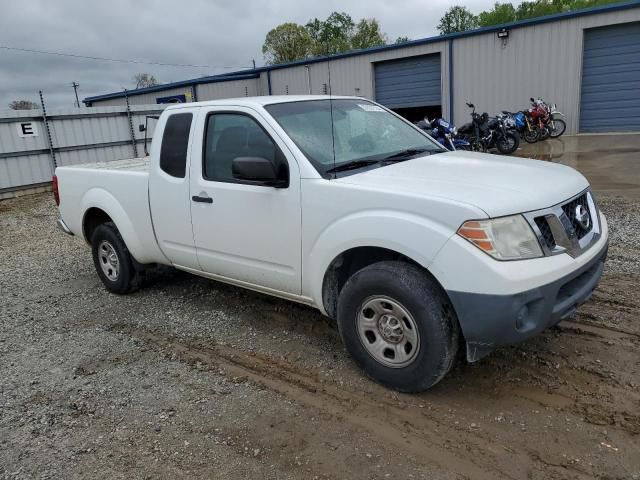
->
[394,36,411,44]
[478,2,518,26]
[306,12,355,56]
[351,19,388,50]
[437,6,478,34]
[440,0,624,33]
[262,12,396,64]
[262,23,313,65]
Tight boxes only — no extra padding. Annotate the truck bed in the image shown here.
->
[56,157,167,265]
[68,157,150,172]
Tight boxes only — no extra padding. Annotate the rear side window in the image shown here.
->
[159,113,193,178]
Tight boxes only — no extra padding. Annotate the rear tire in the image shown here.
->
[337,261,459,392]
[91,222,142,294]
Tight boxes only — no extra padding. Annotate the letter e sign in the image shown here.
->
[16,122,39,137]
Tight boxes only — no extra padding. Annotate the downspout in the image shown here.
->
[267,70,272,95]
[191,84,198,102]
[448,39,454,123]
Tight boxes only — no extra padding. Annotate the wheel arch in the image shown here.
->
[320,245,452,321]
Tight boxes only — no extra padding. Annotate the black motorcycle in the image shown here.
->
[458,103,519,155]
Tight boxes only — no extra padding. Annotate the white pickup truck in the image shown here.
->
[54,96,608,391]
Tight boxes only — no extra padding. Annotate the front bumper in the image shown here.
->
[447,241,608,362]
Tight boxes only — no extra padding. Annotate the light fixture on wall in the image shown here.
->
[497,28,509,47]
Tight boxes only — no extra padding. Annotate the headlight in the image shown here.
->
[457,215,543,260]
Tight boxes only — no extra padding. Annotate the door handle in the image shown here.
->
[192,195,213,204]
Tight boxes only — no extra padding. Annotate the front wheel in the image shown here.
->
[549,118,566,138]
[496,132,519,154]
[337,261,459,392]
[523,126,539,143]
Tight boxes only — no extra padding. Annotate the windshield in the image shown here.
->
[264,99,443,177]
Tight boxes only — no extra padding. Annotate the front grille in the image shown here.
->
[561,193,592,239]
[534,217,556,249]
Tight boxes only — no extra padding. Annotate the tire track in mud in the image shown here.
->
[106,322,600,480]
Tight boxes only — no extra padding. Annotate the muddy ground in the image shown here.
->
[1,188,639,479]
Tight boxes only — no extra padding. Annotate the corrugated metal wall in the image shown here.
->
[95,87,195,107]
[0,105,165,191]
[266,41,450,117]
[85,7,640,134]
[452,8,640,133]
[197,78,260,100]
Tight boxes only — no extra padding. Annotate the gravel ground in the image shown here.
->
[1,192,639,480]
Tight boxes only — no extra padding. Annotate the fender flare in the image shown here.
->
[305,210,456,313]
[80,188,152,264]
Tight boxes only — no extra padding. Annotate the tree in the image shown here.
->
[478,2,518,26]
[437,6,478,34]
[394,36,411,44]
[306,12,355,56]
[9,100,38,110]
[262,22,313,64]
[133,73,158,89]
[351,19,388,50]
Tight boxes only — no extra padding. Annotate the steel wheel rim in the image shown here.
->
[356,296,420,368]
[98,240,119,281]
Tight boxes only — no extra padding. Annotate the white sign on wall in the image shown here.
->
[16,122,39,138]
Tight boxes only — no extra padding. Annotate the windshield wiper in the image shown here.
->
[325,159,380,174]
[383,148,430,161]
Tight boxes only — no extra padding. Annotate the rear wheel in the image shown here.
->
[549,118,566,138]
[337,261,459,392]
[91,222,142,294]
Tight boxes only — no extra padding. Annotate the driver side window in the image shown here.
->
[203,113,282,183]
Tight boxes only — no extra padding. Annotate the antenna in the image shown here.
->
[326,52,336,178]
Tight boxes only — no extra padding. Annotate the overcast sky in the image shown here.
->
[0,0,495,109]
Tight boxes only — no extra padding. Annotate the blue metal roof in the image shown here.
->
[84,0,640,104]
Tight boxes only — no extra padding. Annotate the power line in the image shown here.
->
[0,45,251,69]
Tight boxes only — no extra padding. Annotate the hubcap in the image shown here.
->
[98,240,119,281]
[357,296,420,368]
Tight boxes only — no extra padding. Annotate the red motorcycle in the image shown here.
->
[528,97,567,140]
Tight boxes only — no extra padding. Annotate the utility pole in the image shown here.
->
[71,81,80,107]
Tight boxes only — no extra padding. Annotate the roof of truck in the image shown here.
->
[163,95,360,110]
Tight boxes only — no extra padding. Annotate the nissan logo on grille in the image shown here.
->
[575,204,590,230]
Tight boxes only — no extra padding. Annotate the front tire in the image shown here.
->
[337,261,459,392]
[549,118,566,138]
[496,132,519,154]
[91,222,142,294]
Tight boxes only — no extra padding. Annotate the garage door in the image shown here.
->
[580,22,640,132]
[374,54,441,109]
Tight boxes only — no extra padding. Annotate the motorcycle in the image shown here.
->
[414,117,471,151]
[527,97,566,140]
[502,110,540,143]
[458,103,519,154]
[545,100,566,138]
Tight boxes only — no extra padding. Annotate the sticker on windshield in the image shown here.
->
[358,104,385,112]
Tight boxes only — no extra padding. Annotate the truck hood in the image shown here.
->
[334,151,589,217]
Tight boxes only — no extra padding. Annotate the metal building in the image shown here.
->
[84,1,640,134]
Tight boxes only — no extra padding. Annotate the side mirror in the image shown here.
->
[466,102,474,108]
[232,157,288,188]
[530,97,535,102]
[139,124,146,132]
